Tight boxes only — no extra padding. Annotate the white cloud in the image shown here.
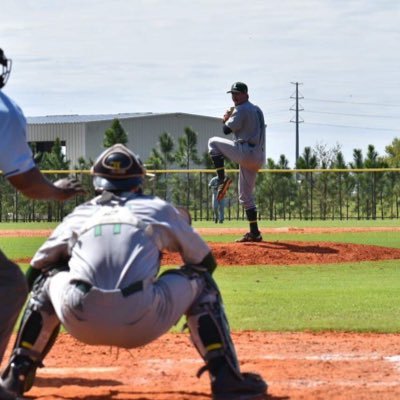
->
[1,0,399,165]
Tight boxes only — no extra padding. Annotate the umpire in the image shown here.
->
[0,49,83,400]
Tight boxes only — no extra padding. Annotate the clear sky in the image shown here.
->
[2,0,400,167]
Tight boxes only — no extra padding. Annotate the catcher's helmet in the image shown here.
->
[0,48,12,89]
[91,144,146,192]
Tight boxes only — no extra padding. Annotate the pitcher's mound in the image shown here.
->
[161,241,400,265]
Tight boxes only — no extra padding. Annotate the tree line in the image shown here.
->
[2,118,400,222]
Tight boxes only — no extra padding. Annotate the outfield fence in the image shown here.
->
[2,168,400,222]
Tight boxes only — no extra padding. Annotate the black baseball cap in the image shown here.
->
[227,82,248,94]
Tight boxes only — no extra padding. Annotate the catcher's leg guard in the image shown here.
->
[186,273,267,399]
[0,272,61,397]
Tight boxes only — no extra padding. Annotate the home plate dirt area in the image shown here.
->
[2,226,400,399]
[4,331,400,400]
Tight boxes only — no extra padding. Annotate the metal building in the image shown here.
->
[27,112,222,168]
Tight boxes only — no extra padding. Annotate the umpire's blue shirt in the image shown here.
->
[0,91,35,177]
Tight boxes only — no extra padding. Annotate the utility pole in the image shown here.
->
[290,82,304,166]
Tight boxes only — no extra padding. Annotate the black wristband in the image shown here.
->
[200,251,217,274]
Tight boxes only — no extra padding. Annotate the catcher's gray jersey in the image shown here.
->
[31,192,211,347]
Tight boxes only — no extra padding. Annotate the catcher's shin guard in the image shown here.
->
[186,273,240,375]
[186,273,267,399]
[1,273,61,396]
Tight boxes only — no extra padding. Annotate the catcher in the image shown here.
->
[0,144,267,400]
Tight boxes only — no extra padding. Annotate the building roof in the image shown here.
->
[27,113,156,124]
[27,112,219,125]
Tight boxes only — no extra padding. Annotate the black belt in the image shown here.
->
[71,280,144,297]
[237,141,256,148]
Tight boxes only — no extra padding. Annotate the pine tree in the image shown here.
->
[103,119,128,147]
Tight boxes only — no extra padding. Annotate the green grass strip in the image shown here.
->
[193,219,400,229]
[0,237,46,260]
[0,222,58,230]
[215,261,400,332]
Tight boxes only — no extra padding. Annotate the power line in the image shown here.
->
[306,121,399,132]
[306,97,400,107]
[268,110,290,115]
[267,120,292,125]
[305,110,400,119]
[268,98,291,103]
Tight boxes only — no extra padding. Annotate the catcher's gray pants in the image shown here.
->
[208,137,264,210]
[45,270,205,348]
[0,250,28,363]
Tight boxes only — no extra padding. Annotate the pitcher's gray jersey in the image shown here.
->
[226,101,266,153]
[208,100,266,209]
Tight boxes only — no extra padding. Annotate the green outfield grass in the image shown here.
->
[171,261,400,333]
[0,218,399,230]
[214,261,400,332]
[192,218,400,229]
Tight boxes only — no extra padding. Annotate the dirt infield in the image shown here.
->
[161,241,400,266]
[3,227,400,399]
[4,331,400,400]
